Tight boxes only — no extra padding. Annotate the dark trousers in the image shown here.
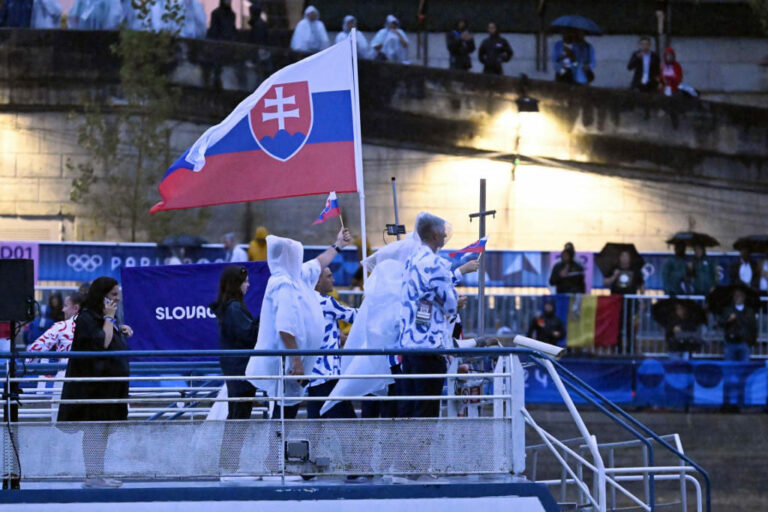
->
[362,364,409,418]
[400,354,447,418]
[306,380,356,419]
[271,403,300,419]
[225,380,256,420]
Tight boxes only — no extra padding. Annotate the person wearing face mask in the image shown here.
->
[246,228,352,419]
[527,298,565,348]
[721,288,757,362]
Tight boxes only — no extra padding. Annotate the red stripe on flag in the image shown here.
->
[151,142,356,212]
[594,295,622,347]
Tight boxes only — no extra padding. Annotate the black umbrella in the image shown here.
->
[665,232,719,248]
[706,284,761,315]
[549,15,603,36]
[651,299,706,328]
[595,243,645,277]
[733,235,768,254]
[160,235,207,248]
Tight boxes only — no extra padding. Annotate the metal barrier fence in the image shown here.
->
[0,347,710,512]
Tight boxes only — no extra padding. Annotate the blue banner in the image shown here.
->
[121,262,270,354]
[525,358,768,409]
[18,240,751,290]
[36,243,360,288]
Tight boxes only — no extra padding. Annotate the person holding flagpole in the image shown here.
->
[246,227,351,419]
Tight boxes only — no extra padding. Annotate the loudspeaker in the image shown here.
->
[0,259,34,322]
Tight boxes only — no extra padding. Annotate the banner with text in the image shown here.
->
[121,262,270,355]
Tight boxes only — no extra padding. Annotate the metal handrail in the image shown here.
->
[542,356,711,512]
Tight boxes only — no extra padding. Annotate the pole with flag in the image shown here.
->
[149,30,367,264]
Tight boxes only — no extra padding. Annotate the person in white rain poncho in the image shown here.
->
[371,14,409,63]
[246,228,351,419]
[290,5,329,54]
[335,15,370,59]
[154,0,206,37]
[31,0,62,28]
[68,0,122,29]
[321,213,477,418]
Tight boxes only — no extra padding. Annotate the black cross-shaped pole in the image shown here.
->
[469,179,496,337]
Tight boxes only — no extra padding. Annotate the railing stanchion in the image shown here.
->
[279,356,285,484]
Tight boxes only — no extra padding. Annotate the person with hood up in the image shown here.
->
[548,242,586,294]
[290,5,329,53]
[68,0,122,30]
[335,14,370,58]
[246,228,352,419]
[659,47,683,96]
[248,226,268,261]
[478,22,513,75]
[446,17,475,71]
[31,0,62,28]
[526,297,566,347]
[371,14,409,63]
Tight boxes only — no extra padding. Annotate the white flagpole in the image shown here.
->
[350,29,368,281]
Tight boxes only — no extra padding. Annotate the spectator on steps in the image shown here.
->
[248,1,268,45]
[478,22,512,75]
[527,298,566,347]
[690,244,717,295]
[549,242,586,294]
[627,36,660,92]
[336,15,370,58]
[553,29,595,85]
[371,14,409,63]
[729,247,759,291]
[290,5,329,54]
[662,242,689,296]
[446,17,475,71]
[660,47,683,96]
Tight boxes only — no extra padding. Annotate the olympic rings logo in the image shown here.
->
[66,254,103,272]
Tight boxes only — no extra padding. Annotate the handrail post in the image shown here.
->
[279,356,286,484]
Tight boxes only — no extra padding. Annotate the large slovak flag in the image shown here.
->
[151,32,364,212]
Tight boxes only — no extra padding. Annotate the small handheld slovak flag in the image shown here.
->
[313,191,342,225]
[449,236,488,258]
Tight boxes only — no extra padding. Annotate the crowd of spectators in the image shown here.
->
[0,0,705,95]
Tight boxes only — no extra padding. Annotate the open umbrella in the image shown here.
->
[733,235,768,254]
[665,232,719,248]
[651,299,706,328]
[549,15,603,36]
[706,284,760,315]
[595,243,645,277]
[160,235,207,248]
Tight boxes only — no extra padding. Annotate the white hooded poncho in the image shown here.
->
[335,15,370,59]
[69,0,122,30]
[290,5,329,53]
[371,14,409,63]
[31,0,62,28]
[245,235,324,405]
[320,232,421,415]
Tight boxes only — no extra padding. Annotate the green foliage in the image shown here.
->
[70,0,210,242]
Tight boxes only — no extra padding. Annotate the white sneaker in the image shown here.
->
[385,475,411,485]
[82,477,122,489]
[261,475,302,482]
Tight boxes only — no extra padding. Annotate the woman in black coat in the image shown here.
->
[210,265,259,419]
[58,276,134,488]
